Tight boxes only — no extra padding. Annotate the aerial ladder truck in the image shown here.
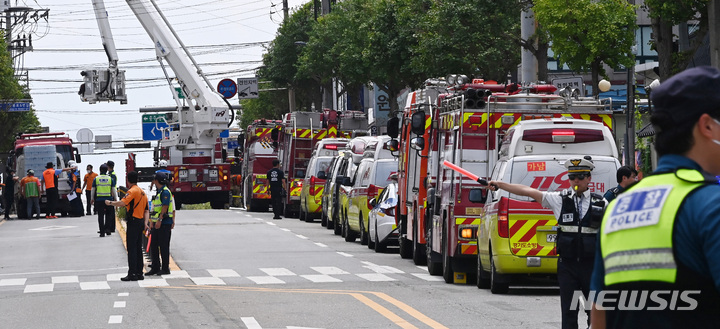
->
[81,0,236,209]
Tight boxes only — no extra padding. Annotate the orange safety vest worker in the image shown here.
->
[43,168,57,189]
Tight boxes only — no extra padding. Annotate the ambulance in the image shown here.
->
[476,118,620,293]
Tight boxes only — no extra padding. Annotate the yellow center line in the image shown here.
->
[160,285,445,328]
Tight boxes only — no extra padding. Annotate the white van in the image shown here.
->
[477,118,621,293]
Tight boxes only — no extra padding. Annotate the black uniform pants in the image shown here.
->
[106,198,116,232]
[97,202,114,233]
[558,257,594,329]
[46,187,58,217]
[4,193,14,218]
[271,192,283,218]
[126,217,144,276]
[149,224,172,271]
[85,190,95,214]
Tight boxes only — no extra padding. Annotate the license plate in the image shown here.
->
[206,186,221,191]
[546,234,557,243]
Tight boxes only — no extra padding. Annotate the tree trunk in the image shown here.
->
[651,16,674,81]
[591,59,601,97]
[536,41,549,82]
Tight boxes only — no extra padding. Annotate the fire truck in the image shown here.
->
[276,109,367,218]
[239,119,282,212]
[394,75,614,284]
[83,0,236,209]
[7,132,81,218]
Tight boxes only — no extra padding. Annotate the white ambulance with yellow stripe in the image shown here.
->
[476,118,620,293]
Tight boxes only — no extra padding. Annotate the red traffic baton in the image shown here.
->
[442,160,496,188]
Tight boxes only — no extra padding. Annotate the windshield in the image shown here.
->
[372,161,398,186]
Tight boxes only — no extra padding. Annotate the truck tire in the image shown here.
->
[343,216,357,242]
[359,214,368,245]
[426,226,441,275]
[16,198,27,219]
[398,216,412,259]
[210,200,225,209]
[412,220,426,265]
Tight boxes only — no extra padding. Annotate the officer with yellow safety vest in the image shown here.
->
[145,172,175,276]
[91,164,117,237]
[590,66,720,328]
[488,157,607,329]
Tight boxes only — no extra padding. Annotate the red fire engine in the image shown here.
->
[394,75,615,283]
[240,119,282,212]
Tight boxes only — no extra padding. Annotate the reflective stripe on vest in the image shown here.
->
[25,179,39,197]
[558,225,599,234]
[150,186,174,222]
[600,169,705,286]
[95,175,112,197]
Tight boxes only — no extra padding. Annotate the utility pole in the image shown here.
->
[320,0,333,111]
[283,0,296,112]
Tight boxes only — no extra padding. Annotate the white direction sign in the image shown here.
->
[237,77,259,99]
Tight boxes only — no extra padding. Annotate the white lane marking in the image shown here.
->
[295,234,308,239]
[241,317,263,329]
[336,252,353,257]
[301,274,342,283]
[118,292,129,297]
[24,284,54,293]
[29,225,78,231]
[314,243,327,248]
[245,214,253,217]
[80,282,111,290]
[280,228,291,232]
[160,270,190,279]
[246,276,285,284]
[360,262,404,274]
[266,222,277,226]
[208,269,241,278]
[0,278,27,286]
[416,266,427,271]
[52,276,79,284]
[108,315,123,324]
[411,273,445,281]
[190,277,226,285]
[356,273,396,282]
[311,267,349,275]
[138,279,169,287]
[114,301,126,308]
[0,266,126,277]
[260,268,296,276]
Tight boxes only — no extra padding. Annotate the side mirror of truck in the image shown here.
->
[469,188,488,204]
[387,117,399,139]
[385,139,399,152]
[410,137,425,152]
[411,111,426,135]
[317,171,327,180]
[342,176,352,186]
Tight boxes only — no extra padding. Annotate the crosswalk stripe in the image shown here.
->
[311,266,349,275]
[246,276,285,284]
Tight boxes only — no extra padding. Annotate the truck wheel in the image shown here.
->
[490,248,509,294]
[359,214,368,245]
[426,226,441,275]
[476,249,490,289]
[16,199,27,219]
[321,211,328,227]
[412,222,427,265]
[210,200,225,209]
[441,227,453,284]
[343,216,357,242]
[299,208,306,221]
[333,211,342,235]
[398,217,412,259]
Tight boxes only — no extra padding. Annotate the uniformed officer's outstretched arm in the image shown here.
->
[487,180,543,204]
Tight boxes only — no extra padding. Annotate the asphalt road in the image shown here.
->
[0,208,571,328]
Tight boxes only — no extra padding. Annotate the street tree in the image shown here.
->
[412,0,521,82]
[0,36,41,152]
[533,0,637,96]
[643,0,709,80]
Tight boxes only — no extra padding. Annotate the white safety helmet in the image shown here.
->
[68,160,78,169]
[159,159,168,167]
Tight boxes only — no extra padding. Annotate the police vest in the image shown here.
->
[556,190,605,260]
[95,174,112,197]
[599,168,720,326]
[150,186,174,223]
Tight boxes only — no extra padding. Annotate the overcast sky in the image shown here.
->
[22,0,307,185]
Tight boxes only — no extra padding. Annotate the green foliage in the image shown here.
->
[533,0,636,77]
[238,87,288,129]
[643,0,707,24]
[0,36,41,153]
[183,202,210,210]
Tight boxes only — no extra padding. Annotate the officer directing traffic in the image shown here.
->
[488,156,607,329]
[146,172,175,276]
[590,66,720,328]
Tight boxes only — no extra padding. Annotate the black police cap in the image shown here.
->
[651,66,720,129]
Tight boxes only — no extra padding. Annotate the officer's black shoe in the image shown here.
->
[145,269,160,276]
[273,216,281,219]
[135,274,144,281]
[120,274,144,281]
[159,269,171,275]
[100,233,105,237]
[106,231,112,236]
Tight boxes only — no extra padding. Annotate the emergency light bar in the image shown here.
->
[522,128,604,143]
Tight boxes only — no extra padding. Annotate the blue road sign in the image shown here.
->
[142,114,169,141]
[227,140,239,150]
[217,79,237,98]
[220,129,229,138]
[0,102,31,112]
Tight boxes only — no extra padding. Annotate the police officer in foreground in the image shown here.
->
[590,66,720,328]
[106,171,148,281]
[602,165,638,202]
[267,159,286,219]
[488,157,607,329]
[146,172,174,276]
